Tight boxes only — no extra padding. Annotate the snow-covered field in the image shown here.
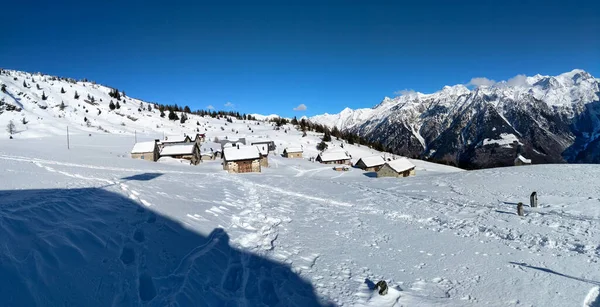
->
[1,132,599,306]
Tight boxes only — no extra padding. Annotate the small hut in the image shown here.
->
[355,156,385,172]
[130,140,160,162]
[222,145,262,173]
[283,147,303,158]
[514,154,532,166]
[160,143,200,165]
[316,151,352,165]
[377,158,416,178]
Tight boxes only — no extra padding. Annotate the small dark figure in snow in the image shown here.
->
[375,280,388,296]
[530,192,537,208]
[9,136,13,139]
[517,202,524,216]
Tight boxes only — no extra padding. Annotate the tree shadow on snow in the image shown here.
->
[509,262,600,286]
[121,173,164,181]
[0,188,334,307]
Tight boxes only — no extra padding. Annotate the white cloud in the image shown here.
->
[394,89,417,96]
[206,105,215,110]
[506,74,529,87]
[293,104,307,111]
[224,102,234,108]
[467,77,496,87]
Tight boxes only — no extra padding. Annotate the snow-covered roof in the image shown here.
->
[284,147,303,153]
[130,141,157,154]
[163,135,190,143]
[357,155,385,167]
[318,151,351,162]
[385,158,416,173]
[256,145,269,156]
[160,144,196,156]
[223,145,261,161]
[515,154,532,164]
[200,142,222,154]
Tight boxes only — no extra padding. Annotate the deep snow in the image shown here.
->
[1,133,599,306]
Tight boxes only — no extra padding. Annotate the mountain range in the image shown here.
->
[2,68,599,169]
[310,69,600,168]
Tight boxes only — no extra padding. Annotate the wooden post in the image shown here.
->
[67,126,70,150]
[530,192,537,208]
[517,202,524,216]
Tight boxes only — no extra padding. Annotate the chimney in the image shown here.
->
[154,139,160,143]
[237,144,240,149]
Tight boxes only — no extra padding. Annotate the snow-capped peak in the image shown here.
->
[311,69,599,130]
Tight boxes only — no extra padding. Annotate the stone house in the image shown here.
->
[283,147,303,158]
[222,145,262,173]
[159,143,201,165]
[354,156,385,172]
[514,154,532,166]
[316,151,352,165]
[377,158,416,178]
[130,140,160,162]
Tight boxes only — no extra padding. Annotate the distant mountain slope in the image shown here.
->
[310,69,600,168]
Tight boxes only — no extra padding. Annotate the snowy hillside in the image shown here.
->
[1,133,599,306]
[310,69,600,168]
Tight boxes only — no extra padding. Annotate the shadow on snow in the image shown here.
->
[509,262,600,286]
[121,173,164,182]
[0,187,333,306]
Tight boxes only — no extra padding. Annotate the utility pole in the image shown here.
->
[67,126,70,150]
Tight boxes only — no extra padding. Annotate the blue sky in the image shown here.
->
[2,0,599,117]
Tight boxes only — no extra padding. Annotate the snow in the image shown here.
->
[515,154,532,164]
[130,141,157,154]
[163,135,189,143]
[357,155,385,167]
[256,144,269,155]
[2,133,600,306]
[160,143,196,155]
[318,150,351,162]
[200,141,221,154]
[385,157,416,173]
[482,133,521,148]
[285,147,303,153]
[223,145,261,161]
